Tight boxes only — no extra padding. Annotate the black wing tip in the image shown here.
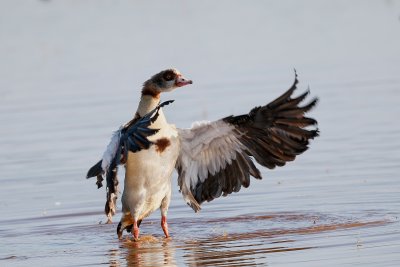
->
[159,99,175,107]
[86,160,103,179]
[254,172,263,180]
[266,69,301,109]
[292,68,299,87]
[149,100,174,123]
[311,96,319,105]
[304,97,319,111]
[286,74,299,96]
[312,129,320,138]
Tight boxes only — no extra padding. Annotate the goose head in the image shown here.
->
[142,68,192,98]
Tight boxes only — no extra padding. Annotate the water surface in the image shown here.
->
[1,1,399,266]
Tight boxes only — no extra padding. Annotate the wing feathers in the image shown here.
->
[275,89,309,111]
[267,70,299,109]
[86,160,102,179]
[275,117,317,127]
[177,72,318,211]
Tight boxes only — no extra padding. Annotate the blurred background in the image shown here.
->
[1,1,399,266]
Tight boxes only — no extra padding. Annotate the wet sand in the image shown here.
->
[1,1,400,266]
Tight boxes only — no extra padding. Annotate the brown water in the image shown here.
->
[1,1,400,266]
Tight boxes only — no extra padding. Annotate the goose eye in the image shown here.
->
[163,72,174,81]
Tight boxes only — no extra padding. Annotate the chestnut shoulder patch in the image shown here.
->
[155,138,171,153]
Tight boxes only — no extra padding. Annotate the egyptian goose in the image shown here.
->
[87,69,319,240]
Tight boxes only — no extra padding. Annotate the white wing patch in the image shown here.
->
[177,120,244,195]
[101,129,122,173]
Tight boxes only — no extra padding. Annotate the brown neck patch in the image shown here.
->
[142,84,160,99]
[155,138,171,153]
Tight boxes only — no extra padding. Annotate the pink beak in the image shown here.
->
[175,75,193,87]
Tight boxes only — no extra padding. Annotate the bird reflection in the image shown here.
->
[105,213,387,266]
[108,236,177,267]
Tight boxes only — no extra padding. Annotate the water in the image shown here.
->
[1,0,400,266]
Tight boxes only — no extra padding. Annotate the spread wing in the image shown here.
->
[86,100,174,222]
[176,72,318,212]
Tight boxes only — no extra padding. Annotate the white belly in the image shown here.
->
[122,121,179,220]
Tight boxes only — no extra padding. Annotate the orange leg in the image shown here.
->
[133,220,139,240]
[161,215,170,238]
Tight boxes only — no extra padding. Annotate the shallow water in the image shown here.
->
[1,1,400,266]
